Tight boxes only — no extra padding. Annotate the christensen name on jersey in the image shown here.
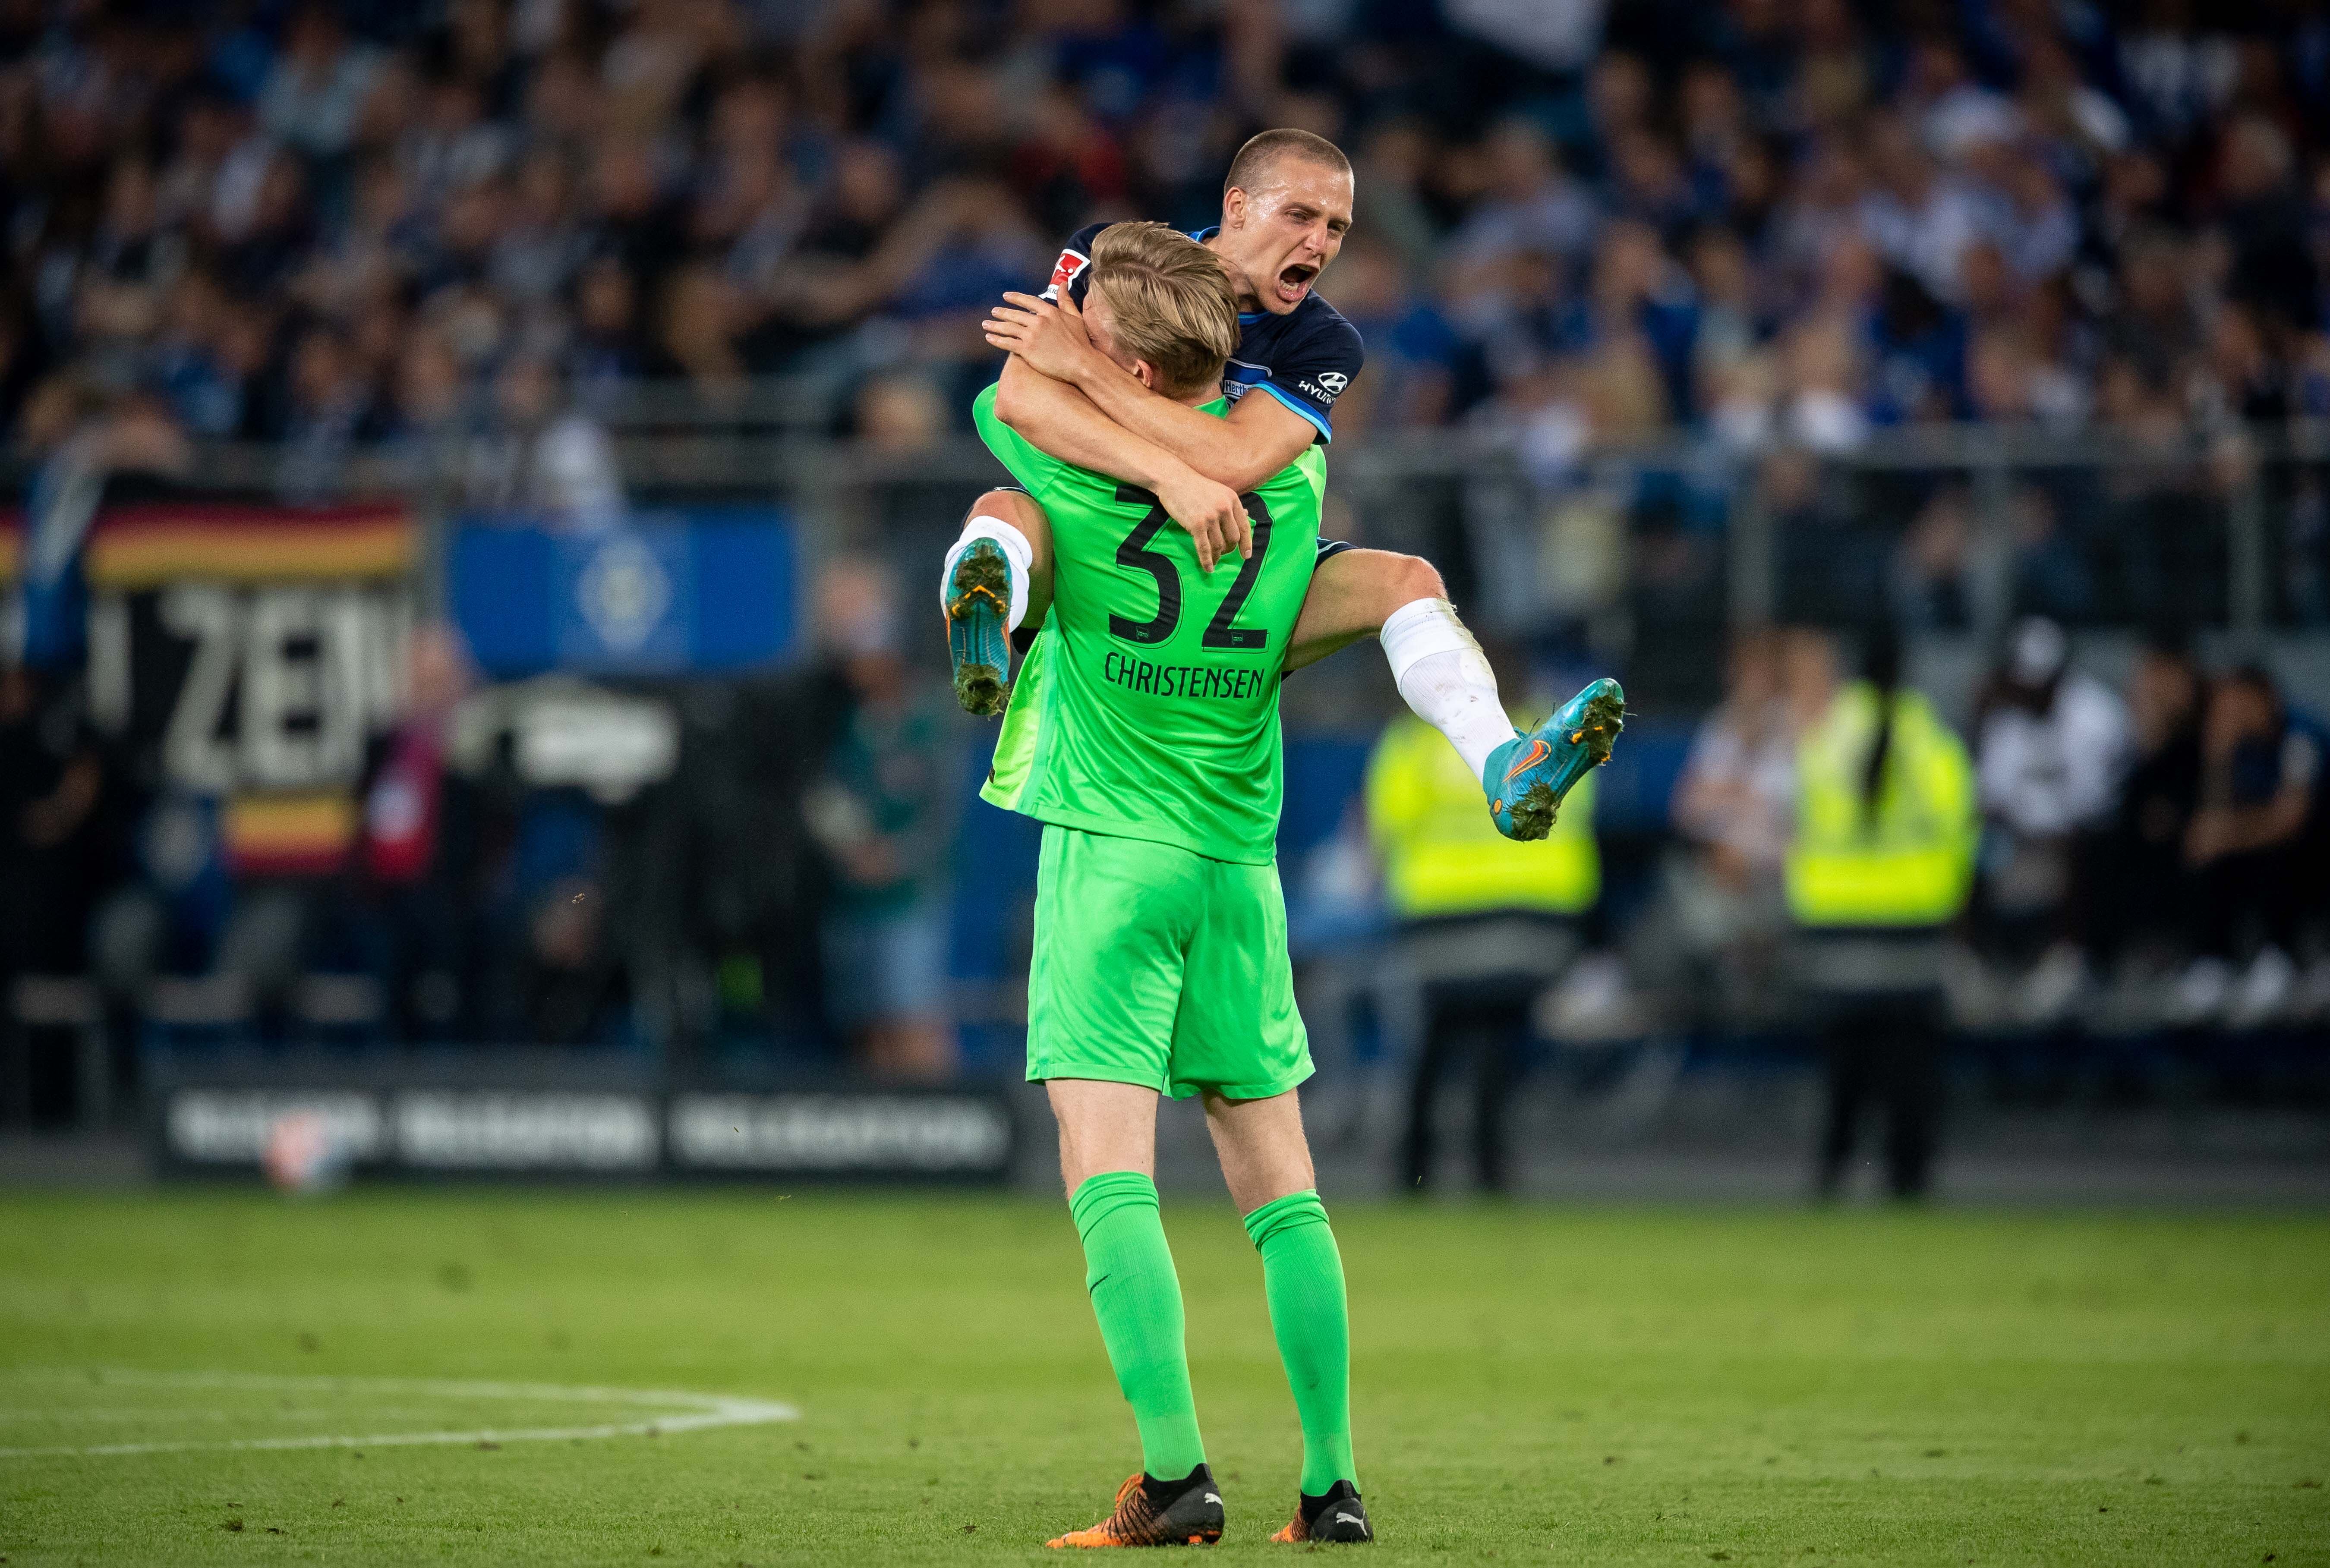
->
[1101,651,1272,701]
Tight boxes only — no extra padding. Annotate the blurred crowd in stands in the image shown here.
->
[0,0,2325,465]
[5,0,2330,1114]
[1657,615,2329,1036]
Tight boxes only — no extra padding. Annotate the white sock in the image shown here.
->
[1379,597,1517,781]
[940,515,1034,631]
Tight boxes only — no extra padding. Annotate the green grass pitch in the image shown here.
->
[3,1189,2326,1565]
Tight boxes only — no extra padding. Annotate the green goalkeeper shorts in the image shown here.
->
[1028,824,1312,1101]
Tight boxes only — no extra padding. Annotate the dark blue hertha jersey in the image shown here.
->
[1042,222,1365,444]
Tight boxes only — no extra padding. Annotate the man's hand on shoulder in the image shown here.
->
[984,290,1100,385]
[1152,462,1251,574]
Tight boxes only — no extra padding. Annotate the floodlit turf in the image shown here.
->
[3,1190,2326,1565]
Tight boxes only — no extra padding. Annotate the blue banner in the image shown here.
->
[453,509,797,677]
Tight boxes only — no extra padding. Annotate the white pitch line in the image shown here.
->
[0,1370,798,1459]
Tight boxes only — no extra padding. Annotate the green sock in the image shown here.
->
[1069,1171,1206,1480]
[1244,1189,1358,1496]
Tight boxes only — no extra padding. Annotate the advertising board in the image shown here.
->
[151,1068,1018,1182]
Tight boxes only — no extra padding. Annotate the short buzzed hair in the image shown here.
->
[1086,222,1241,399]
[1223,128,1351,195]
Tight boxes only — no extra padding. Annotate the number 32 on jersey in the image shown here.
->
[1108,483,1274,651]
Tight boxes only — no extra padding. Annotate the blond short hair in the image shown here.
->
[1224,128,1350,195]
[1086,222,1240,400]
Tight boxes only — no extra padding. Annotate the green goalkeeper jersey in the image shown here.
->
[973,383,1324,865]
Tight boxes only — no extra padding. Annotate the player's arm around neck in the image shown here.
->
[989,288,1310,494]
[994,354,1194,495]
[1075,349,1315,494]
[991,356,1252,571]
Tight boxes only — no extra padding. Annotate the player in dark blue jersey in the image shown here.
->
[1031,215,1362,494]
[960,129,1621,841]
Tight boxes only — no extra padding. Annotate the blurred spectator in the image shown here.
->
[1787,625,1976,1200]
[463,352,624,530]
[568,255,650,403]
[2173,666,2329,1026]
[276,324,384,501]
[14,380,189,672]
[150,272,247,438]
[2084,625,2204,976]
[1891,486,1973,629]
[0,649,122,1124]
[1321,238,1463,433]
[511,870,622,1045]
[320,624,482,1042]
[1673,626,1794,887]
[259,5,385,164]
[1858,114,1986,307]
[1971,617,2130,1017]
[1444,0,1607,81]
[2005,490,2097,623]
[1767,448,1883,621]
[486,793,625,1049]
[656,264,750,396]
[1902,39,2019,163]
[1779,315,1869,453]
[1366,647,1599,1194]
[2217,116,2318,341]
[0,659,111,985]
[852,372,946,451]
[1351,121,1443,283]
[387,331,473,491]
[1663,627,1794,1019]
[1688,225,1759,391]
[801,558,958,1081]
[1450,119,1601,271]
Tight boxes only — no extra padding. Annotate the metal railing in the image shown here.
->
[42,410,2330,670]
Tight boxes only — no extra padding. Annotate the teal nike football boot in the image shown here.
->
[945,538,1015,716]
[1481,676,1625,840]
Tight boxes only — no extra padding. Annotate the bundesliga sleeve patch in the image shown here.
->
[1041,249,1090,302]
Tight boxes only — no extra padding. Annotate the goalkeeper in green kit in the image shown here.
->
[950,220,1359,1548]
[942,221,1611,1548]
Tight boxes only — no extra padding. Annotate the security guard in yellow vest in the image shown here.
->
[1368,704,1599,1192]
[1787,627,1975,1200]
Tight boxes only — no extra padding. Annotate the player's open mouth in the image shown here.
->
[1274,263,1317,304]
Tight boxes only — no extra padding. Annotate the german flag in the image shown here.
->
[0,499,416,588]
[222,791,359,878]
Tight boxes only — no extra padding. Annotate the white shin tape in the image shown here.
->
[1378,596,1482,685]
